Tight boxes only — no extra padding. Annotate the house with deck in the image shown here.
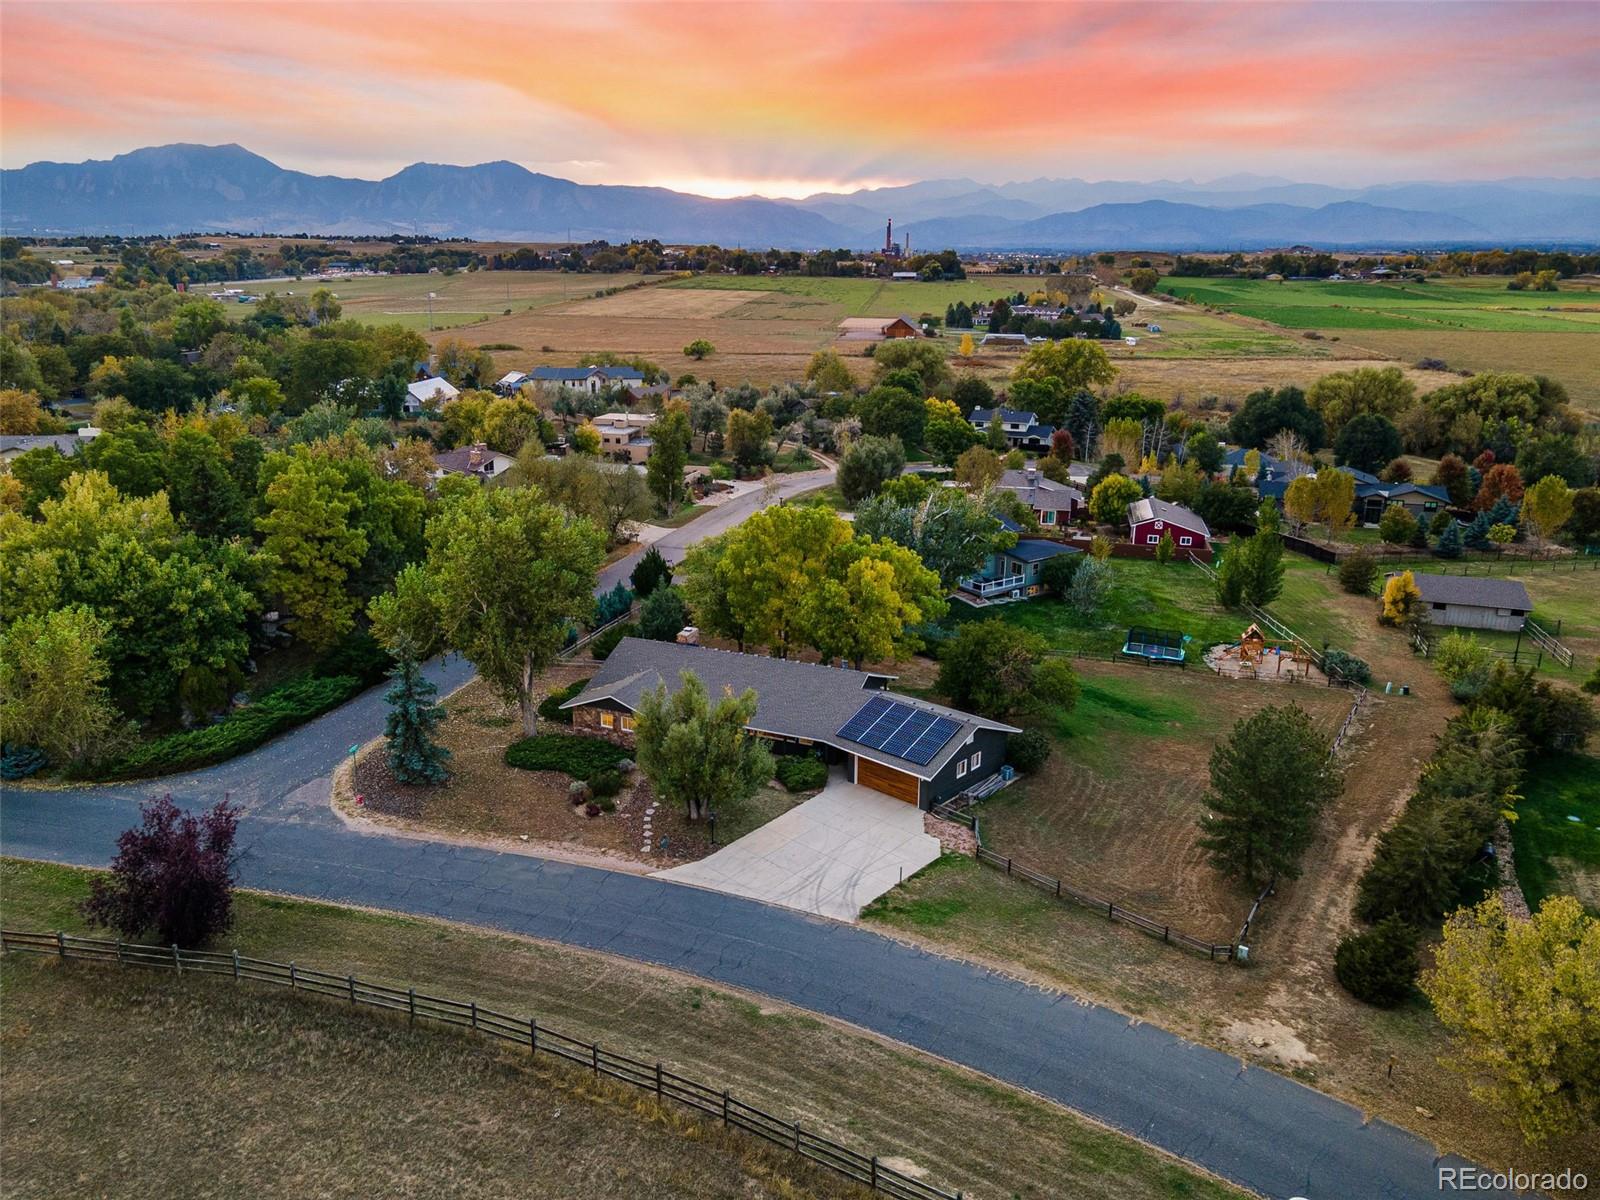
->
[959,523,1081,603]
[591,412,655,464]
[995,465,1082,528]
[562,639,1017,809]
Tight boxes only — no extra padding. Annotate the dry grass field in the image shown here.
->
[0,859,1245,1200]
[1336,329,1600,416]
[976,663,1355,940]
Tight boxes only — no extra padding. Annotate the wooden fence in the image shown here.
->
[560,608,635,660]
[1289,537,1600,573]
[0,930,964,1200]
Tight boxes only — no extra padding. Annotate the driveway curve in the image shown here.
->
[0,652,1521,1200]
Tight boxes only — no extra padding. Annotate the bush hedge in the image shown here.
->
[775,755,828,792]
[588,767,624,798]
[95,674,362,780]
[591,622,638,660]
[1007,728,1052,774]
[1322,649,1372,686]
[1,743,48,780]
[504,734,629,780]
[1334,917,1419,1008]
[537,677,590,725]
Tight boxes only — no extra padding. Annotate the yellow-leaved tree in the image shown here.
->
[958,333,975,358]
[1520,474,1574,546]
[1421,895,1600,1144]
[1379,570,1422,627]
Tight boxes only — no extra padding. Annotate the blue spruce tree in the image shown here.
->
[384,656,451,785]
[1464,510,1493,550]
[1433,519,1464,560]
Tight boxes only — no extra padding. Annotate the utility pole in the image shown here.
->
[427,291,435,331]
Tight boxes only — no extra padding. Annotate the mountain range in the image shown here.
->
[4,144,1596,250]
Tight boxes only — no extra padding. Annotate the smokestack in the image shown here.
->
[885,217,892,254]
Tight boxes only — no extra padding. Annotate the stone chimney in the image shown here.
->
[467,442,485,470]
[676,626,701,646]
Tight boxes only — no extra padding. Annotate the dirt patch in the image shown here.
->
[1224,1018,1317,1067]
[559,287,767,318]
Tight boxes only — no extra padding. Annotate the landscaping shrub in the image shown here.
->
[588,767,624,798]
[595,582,634,626]
[312,629,394,687]
[1337,549,1378,595]
[1,743,48,780]
[590,622,637,661]
[537,677,590,724]
[1007,728,1052,774]
[504,733,628,780]
[95,675,362,780]
[775,755,828,792]
[1322,649,1371,686]
[638,586,689,641]
[1334,917,1420,1007]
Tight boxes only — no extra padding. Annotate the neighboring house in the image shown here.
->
[593,411,655,464]
[995,466,1082,527]
[405,376,460,414]
[1354,480,1449,524]
[1127,496,1211,553]
[959,536,1081,602]
[494,370,530,395]
[432,442,515,483]
[562,638,1018,809]
[1401,572,1532,632]
[527,365,647,395]
[837,315,924,342]
[1221,446,1282,481]
[969,407,1055,452]
[0,432,93,463]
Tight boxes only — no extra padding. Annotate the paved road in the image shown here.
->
[0,657,1522,1200]
[598,466,834,593]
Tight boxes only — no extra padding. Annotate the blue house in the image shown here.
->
[959,527,1081,603]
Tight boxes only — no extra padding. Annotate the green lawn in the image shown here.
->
[948,560,1239,657]
[1155,276,1600,333]
[1512,754,1600,915]
[663,273,1036,318]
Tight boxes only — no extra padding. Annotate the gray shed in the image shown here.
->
[1404,572,1532,632]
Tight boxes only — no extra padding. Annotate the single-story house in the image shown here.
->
[527,365,647,395]
[1355,480,1449,524]
[996,466,1082,527]
[837,315,924,342]
[405,376,460,414]
[0,431,94,463]
[1403,573,1532,632]
[432,442,515,483]
[494,371,530,395]
[562,638,1018,809]
[1127,496,1211,554]
[969,407,1055,452]
[1221,446,1282,481]
[592,411,654,464]
[959,535,1081,602]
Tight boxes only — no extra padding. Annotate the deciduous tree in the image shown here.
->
[935,620,1077,719]
[0,606,121,765]
[1519,474,1573,544]
[837,434,905,506]
[257,448,368,650]
[633,671,773,822]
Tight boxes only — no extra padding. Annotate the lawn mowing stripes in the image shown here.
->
[1,929,966,1200]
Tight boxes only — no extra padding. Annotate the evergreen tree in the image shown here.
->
[1434,520,1464,559]
[1464,511,1493,550]
[1199,704,1341,888]
[1486,495,1518,528]
[383,656,450,785]
[630,545,672,598]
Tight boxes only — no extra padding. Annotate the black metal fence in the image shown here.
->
[1,930,964,1200]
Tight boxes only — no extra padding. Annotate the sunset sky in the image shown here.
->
[3,1,1596,197]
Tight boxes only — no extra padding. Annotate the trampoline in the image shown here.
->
[1121,626,1188,664]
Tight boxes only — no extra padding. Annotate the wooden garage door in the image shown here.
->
[856,756,920,804]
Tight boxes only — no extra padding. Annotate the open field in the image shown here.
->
[206,270,597,333]
[1156,276,1600,333]
[1512,753,1600,916]
[0,859,1245,1200]
[1332,329,1600,415]
[974,661,1354,938]
[662,273,1037,317]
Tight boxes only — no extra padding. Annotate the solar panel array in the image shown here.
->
[836,696,962,766]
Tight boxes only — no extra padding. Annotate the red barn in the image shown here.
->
[1127,497,1211,556]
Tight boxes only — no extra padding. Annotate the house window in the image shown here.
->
[1146,534,1160,544]
[956,759,968,779]
[599,712,615,729]
[1179,536,1193,546]
[1432,603,1447,611]
[970,750,982,770]
[620,715,635,733]
[1040,510,1055,525]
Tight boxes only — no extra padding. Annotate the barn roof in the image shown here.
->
[1408,573,1532,611]
[1127,496,1211,538]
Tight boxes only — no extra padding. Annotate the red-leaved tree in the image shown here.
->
[83,796,239,946]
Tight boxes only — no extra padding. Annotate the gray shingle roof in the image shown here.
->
[998,468,1081,510]
[0,434,81,457]
[562,638,1018,780]
[1408,573,1532,612]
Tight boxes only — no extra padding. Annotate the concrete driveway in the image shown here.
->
[653,782,939,921]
